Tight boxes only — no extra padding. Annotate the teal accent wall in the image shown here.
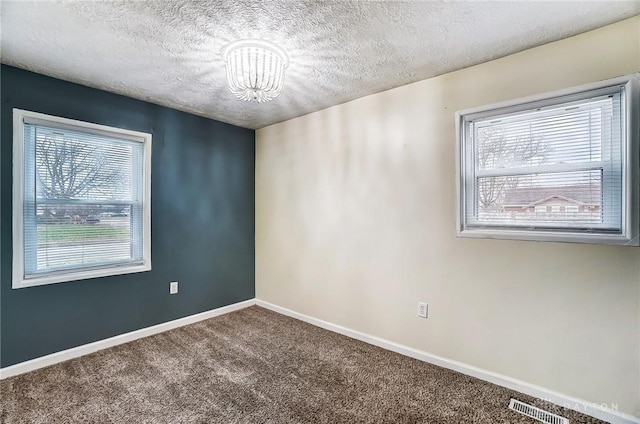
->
[0,65,255,367]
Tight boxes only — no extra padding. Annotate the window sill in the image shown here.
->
[457,227,637,246]
[12,262,152,289]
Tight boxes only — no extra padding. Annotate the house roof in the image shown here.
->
[503,185,601,207]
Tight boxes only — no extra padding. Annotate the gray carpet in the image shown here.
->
[1,306,606,423]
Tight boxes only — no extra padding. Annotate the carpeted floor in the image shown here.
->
[1,306,606,423]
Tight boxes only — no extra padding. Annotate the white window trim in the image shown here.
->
[12,109,152,289]
[455,74,640,245]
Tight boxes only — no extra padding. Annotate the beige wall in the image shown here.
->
[256,17,640,417]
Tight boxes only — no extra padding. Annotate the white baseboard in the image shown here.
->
[256,299,639,424]
[0,298,256,380]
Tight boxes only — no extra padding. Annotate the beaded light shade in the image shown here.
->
[222,39,289,103]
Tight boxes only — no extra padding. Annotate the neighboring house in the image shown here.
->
[501,185,601,221]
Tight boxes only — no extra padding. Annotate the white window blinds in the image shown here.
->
[13,110,151,288]
[457,74,639,244]
[469,93,621,229]
[23,123,145,277]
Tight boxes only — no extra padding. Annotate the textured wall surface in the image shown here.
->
[256,17,640,417]
[0,65,255,367]
[1,1,639,129]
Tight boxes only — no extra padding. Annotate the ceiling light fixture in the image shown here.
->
[222,39,289,103]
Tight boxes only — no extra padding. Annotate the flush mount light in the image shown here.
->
[222,39,289,103]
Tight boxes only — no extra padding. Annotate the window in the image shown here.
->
[13,109,151,288]
[566,205,579,214]
[535,205,548,214]
[456,74,639,245]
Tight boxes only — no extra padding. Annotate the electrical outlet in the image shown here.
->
[417,302,428,318]
[170,281,178,294]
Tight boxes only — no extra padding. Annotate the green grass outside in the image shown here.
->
[38,224,130,244]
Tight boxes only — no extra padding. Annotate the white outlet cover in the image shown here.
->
[170,281,178,294]
[418,302,428,318]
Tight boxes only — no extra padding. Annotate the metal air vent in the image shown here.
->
[509,399,569,424]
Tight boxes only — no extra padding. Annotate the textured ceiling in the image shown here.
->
[1,1,639,130]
